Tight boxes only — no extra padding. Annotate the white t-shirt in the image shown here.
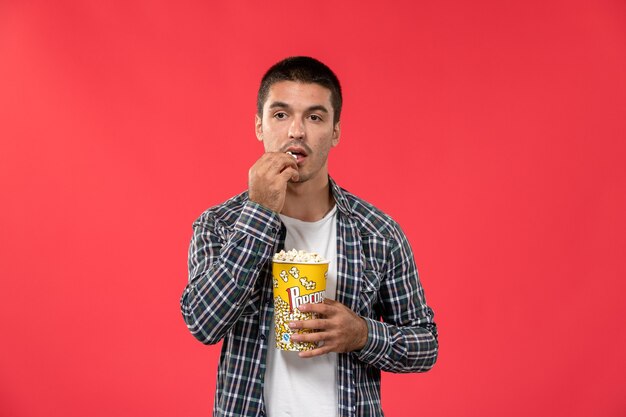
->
[264,205,338,417]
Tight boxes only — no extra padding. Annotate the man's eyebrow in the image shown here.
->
[268,101,290,109]
[306,105,329,113]
[267,102,329,113]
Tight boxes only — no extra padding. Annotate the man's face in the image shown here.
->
[255,81,340,184]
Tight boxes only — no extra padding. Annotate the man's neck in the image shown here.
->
[281,175,334,222]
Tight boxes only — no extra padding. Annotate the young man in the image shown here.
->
[181,56,438,417]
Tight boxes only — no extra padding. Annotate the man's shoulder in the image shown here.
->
[336,185,404,240]
[193,191,249,227]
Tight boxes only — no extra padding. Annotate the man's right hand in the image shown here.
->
[248,152,299,213]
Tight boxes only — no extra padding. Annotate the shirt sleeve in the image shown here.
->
[356,228,439,373]
[180,200,281,345]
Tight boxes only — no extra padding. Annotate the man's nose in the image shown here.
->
[288,118,305,139]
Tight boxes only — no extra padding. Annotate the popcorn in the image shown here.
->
[273,296,318,352]
[273,249,326,263]
[272,249,329,352]
[299,277,316,290]
[288,266,299,279]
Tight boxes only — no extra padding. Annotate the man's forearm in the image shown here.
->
[357,317,438,373]
[180,201,281,344]
[355,226,439,373]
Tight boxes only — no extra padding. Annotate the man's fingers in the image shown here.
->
[263,152,299,172]
[291,330,328,344]
[298,345,333,359]
[298,302,332,315]
[248,152,300,212]
[289,319,327,330]
[279,167,299,182]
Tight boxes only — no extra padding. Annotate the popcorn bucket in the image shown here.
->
[272,260,328,351]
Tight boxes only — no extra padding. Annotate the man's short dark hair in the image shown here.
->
[257,56,342,124]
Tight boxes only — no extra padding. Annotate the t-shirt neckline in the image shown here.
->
[279,204,337,226]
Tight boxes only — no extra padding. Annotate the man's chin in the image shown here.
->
[288,174,309,184]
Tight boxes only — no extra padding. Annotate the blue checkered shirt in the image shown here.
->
[180,178,438,417]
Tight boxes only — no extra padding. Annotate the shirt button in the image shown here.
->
[260,334,266,341]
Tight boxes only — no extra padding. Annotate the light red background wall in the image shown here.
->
[1,1,625,416]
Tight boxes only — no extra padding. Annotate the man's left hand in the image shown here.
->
[289,299,368,358]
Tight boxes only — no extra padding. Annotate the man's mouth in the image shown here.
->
[285,147,308,163]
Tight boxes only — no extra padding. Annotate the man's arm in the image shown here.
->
[180,152,298,344]
[291,227,438,373]
[180,201,280,345]
[356,230,438,373]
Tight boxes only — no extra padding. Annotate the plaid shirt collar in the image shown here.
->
[329,176,354,218]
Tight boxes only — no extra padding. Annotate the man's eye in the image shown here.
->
[309,114,322,121]
[274,112,288,119]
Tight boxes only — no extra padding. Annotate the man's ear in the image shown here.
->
[332,121,341,147]
[255,114,263,141]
